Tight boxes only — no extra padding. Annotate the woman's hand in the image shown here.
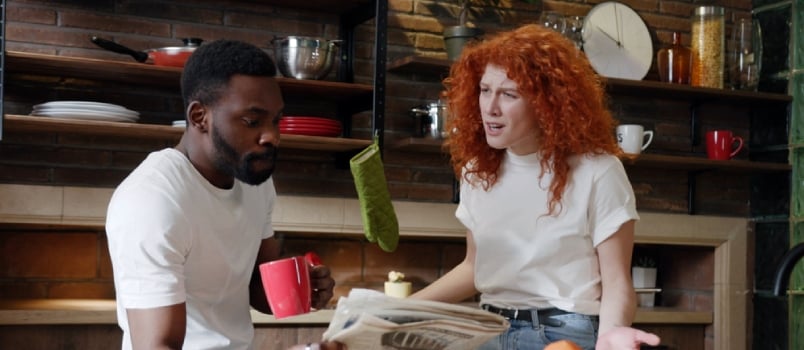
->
[595,326,661,350]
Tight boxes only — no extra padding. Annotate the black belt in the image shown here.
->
[482,304,569,326]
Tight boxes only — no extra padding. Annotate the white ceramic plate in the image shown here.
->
[32,107,139,120]
[34,101,136,114]
[33,106,139,118]
[31,109,137,123]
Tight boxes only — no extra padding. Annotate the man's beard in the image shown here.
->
[210,126,277,185]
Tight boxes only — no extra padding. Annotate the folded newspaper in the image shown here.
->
[322,288,509,350]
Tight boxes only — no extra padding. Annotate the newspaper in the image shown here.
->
[322,288,509,350]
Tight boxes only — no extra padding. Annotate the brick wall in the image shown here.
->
[0,226,469,305]
[0,0,746,320]
[0,225,712,313]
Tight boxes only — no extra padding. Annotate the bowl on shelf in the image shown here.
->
[272,36,341,80]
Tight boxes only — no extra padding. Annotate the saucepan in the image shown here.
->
[410,100,449,139]
[91,36,203,67]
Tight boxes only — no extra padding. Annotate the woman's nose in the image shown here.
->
[484,96,501,117]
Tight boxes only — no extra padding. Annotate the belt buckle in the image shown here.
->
[512,309,519,320]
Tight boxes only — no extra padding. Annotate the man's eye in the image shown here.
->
[244,119,258,127]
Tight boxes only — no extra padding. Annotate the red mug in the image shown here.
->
[705,130,744,160]
[259,256,311,319]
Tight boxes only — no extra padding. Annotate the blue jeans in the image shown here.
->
[477,310,599,350]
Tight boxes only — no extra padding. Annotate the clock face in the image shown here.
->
[582,1,653,80]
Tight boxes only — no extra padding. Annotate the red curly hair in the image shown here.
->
[443,24,621,215]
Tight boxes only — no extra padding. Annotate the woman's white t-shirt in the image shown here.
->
[106,148,276,350]
[457,150,638,315]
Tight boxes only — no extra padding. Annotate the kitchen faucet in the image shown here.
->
[773,242,804,296]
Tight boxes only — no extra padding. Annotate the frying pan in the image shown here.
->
[91,36,203,67]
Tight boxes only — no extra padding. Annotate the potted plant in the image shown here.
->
[632,256,658,307]
[384,270,412,298]
[632,256,657,287]
[443,0,484,61]
[443,0,539,60]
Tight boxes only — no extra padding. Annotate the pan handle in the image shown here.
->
[90,36,149,63]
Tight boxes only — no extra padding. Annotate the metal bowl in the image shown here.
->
[273,36,340,80]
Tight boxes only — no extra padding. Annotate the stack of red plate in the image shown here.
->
[280,116,342,137]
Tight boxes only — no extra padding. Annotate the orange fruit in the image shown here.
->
[544,340,582,350]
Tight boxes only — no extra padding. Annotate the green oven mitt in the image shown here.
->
[350,140,399,252]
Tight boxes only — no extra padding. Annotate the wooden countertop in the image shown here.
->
[0,299,333,325]
[0,299,712,326]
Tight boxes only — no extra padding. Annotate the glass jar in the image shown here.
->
[690,6,725,88]
[728,18,762,90]
[657,31,691,84]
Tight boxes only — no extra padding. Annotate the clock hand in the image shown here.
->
[614,3,623,47]
[595,25,622,46]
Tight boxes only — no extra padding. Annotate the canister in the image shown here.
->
[690,6,725,88]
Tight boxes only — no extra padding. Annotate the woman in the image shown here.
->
[409,25,660,350]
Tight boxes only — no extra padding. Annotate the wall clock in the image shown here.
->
[582,1,653,80]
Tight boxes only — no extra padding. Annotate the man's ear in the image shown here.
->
[186,101,208,132]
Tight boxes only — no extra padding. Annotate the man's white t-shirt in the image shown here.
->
[457,150,638,315]
[106,148,276,350]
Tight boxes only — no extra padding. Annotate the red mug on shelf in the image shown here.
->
[705,130,744,160]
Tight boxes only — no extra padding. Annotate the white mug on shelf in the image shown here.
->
[617,124,654,155]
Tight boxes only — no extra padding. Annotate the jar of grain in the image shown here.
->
[690,6,725,88]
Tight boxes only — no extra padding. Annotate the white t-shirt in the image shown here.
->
[457,150,638,315]
[106,148,276,350]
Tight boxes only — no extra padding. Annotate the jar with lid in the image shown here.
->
[657,31,691,84]
[690,6,725,88]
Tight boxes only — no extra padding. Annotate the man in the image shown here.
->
[106,39,337,350]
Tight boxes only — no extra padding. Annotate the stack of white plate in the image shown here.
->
[30,101,140,123]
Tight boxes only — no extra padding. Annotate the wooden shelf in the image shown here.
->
[5,51,373,105]
[391,137,789,173]
[621,153,791,173]
[0,299,710,326]
[3,115,371,153]
[387,56,454,77]
[634,307,712,324]
[387,55,792,105]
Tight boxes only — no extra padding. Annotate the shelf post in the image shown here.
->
[0,0,5,141]
[338,0,387,152]
[371,0,387,152]
[690,101,701,150]
[687,170,707,215]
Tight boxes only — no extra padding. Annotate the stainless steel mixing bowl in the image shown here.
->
[273,36,340,80]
